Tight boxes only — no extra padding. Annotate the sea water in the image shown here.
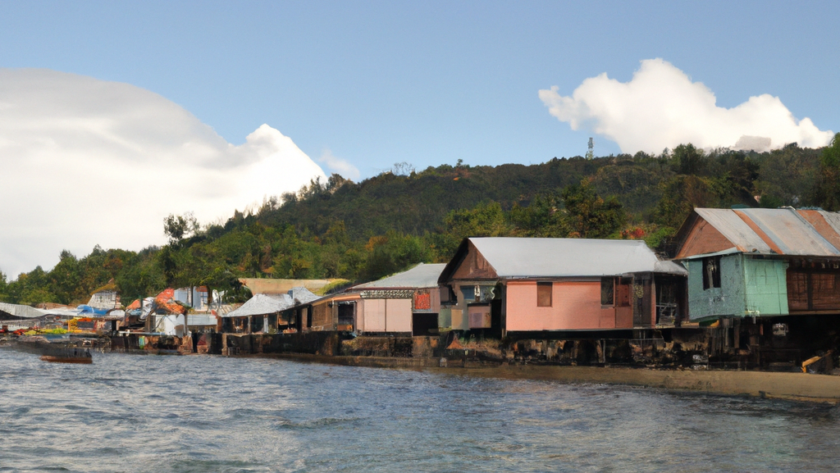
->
[1,348,839,472]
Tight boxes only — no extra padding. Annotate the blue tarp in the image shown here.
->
[76,305,108,316]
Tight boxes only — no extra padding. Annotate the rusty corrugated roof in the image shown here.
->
[687,208,840,258]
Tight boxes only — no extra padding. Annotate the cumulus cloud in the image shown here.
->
[0,68,327,277]
[318,148,360,181]
[539,58,834,154]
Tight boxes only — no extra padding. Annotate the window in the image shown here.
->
[702,256,722,290]
[537,282,552,307]
[601,278,614,305]
[461,286,476,302]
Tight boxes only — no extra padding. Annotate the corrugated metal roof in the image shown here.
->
[467,238,686,278]
[356,263,447,289]
[0,302,47,319]
[688,208,840,258]
[694,208,773,254]
[222,294,293,318]
[738,209,839,256]
[288,287,320,305]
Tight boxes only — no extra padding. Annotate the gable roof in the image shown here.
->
[676,208,840,259]
[0,302,48,319]
[440,237,686,281]
[288,287,320,305]
[222,294,293,318]
[355,263,446,289]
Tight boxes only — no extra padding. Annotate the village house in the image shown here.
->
[348,263,445,336]
[437,237,688,336]
[673,207,840,364]
[278,287,327,332]
[173,286,210,312]
[219,293,292,334]
[292,264,446,336]
[82,280,121,315]
[674,208,840,320]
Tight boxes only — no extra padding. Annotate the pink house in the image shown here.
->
[437,238,688,335]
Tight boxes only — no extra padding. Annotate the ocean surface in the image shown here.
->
[1,349,840,472]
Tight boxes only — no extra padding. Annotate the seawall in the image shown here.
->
[261,353,840,404]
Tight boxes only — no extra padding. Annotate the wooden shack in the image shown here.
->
[300,264,446,336]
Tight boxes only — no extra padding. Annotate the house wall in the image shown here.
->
[412,287,440,314]
[743,257,789,316]
[505,280,616,331]
[358,298,412,333]
[687,255,746,320]
[687,254,789,320]
[311,302,333,330]
[676,219,736,259]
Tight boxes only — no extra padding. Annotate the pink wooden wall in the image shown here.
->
[505,281,617,331]
[359,299,412,333]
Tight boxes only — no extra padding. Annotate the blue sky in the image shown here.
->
[2,1,838,175]
[1,0,839,276]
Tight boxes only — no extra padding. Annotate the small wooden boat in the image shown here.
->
[38,345,93,364]
[40,354,93,364]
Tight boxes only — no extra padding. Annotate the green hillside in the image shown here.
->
[1,137,838,306]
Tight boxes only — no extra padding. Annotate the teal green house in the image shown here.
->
[674,208,840,321]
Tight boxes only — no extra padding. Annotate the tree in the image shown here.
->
[0,270,8,302]
[561,179,626,238]
[509,192,568,237]
[163,212,200,246]
[434,201,514,259]
[672,143,706,175]
[361,232,432,281]
[652,175,719,229]
[816,133,840,210]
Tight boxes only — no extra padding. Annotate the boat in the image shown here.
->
[6,336,93,364]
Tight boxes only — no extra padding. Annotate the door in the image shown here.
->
[632,275,653,327]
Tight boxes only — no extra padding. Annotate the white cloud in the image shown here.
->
[539,58,834,154]
[317,148,360,181]
[0,68,327,277]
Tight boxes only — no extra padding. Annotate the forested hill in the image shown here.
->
[243,143,822,238]
[2,138,839,306]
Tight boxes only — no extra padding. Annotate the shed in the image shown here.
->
[220,293,293,334]
[352,263,447,336]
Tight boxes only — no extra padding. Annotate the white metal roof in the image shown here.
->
[221,294,293,318]
[467,238,687,278]
[356,263,446,289]
[288,287,320,305]
[0,302,48,319]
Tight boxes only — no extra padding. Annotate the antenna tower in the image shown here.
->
[586,137,594,160]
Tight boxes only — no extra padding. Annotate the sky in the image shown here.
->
[0,0,839,277]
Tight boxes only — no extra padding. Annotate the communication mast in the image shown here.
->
[585,137,594,160]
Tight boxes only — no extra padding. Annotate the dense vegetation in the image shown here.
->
[2,134,839,307]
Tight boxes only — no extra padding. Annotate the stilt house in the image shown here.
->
[299,264,445,336]
[674,208,840,321]
[437,237,688,335]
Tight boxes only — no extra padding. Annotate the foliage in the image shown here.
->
[0,142,832,306]
[816,133,840,211]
